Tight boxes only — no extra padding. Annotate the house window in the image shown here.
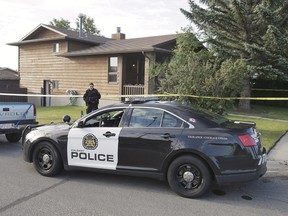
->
[108,57,118,83]
[53,43,60,53]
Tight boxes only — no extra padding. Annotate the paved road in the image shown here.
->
[0,134,288,216]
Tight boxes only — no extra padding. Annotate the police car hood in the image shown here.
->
[34,123,70,134]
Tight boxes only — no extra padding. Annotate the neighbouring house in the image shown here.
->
[7,24,178,107]
[0,67,28,102]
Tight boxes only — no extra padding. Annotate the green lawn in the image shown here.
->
[37,105,288,152]
[37,105,85,124]
[228,105,288,120]
[227,105,288,152]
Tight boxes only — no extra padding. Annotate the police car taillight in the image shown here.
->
[238,134,256,147]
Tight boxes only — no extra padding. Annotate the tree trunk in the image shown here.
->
[238,78,251,110]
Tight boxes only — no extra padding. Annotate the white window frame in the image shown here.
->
[53,43,60,53]
[108,56,118,83]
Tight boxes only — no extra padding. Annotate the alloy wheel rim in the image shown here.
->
[176,164,202,190]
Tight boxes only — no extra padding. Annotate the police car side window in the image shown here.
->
[84,115,101,127]
[162,112,184,128]
[129,108,162,127]
[83,109,124,128]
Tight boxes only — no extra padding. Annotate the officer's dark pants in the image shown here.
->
[86,103,98,114]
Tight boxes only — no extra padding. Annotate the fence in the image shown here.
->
[0,88,28,102]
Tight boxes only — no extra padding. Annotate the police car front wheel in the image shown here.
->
[167,155,212,198]
[33,141,63,176]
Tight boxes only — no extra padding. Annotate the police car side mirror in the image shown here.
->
[63,115,71,123]
[77,121,84,128]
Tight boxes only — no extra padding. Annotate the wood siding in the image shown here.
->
[36,30,60,39]
[19,41,120,99]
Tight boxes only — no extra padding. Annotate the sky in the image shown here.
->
[0,0,192,70]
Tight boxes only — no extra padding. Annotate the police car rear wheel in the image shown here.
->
[33,141,63,176]
[167,155,211,198]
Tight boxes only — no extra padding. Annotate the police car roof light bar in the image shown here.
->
[124,96,160,104]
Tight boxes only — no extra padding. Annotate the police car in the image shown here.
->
[22,100,267,198]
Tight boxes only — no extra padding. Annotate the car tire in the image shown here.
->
[5,131,22,143]
[167,155,211,198]
[33,141,63,176]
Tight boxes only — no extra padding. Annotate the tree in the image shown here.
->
[180,0,288,110]
[49,14,101,36]
[151,30,246,113]
[49,18,71,29]
[76,14,101,36]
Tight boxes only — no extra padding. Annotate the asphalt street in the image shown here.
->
[0,133,287,216]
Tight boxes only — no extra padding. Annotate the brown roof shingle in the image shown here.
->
[8,24,178,56]
[8,24,111,46]
[61,34,177,56]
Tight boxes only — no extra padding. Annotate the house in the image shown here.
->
[8,24,177,107]
[0,67,27,102]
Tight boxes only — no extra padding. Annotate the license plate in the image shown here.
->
[0,123,14,129]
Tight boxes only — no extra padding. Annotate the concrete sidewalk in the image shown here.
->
[267,131,288,170]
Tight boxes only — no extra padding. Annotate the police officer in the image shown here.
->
[83,83,101,114]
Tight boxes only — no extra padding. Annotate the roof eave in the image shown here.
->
[7,36,102,46]
[59,47,172,57]
[7,36,67,46]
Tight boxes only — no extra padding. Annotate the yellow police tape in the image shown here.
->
[0,92,288,101]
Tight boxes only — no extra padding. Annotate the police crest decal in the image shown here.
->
[82,133,98,150]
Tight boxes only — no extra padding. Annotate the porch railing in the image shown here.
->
[122,84,144,96]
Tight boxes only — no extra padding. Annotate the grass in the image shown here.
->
[228,105,288,120]
[36,105,288,152]
[37,105,86,124]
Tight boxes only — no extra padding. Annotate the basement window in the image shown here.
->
[53,43,60,53]
[108,57,118,83]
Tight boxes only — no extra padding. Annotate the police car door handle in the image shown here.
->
[103,131,116,137]
[161,133,175,139]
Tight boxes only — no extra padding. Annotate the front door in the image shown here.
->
[123,54,145,85]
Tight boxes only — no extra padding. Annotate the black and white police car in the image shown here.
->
[22,100,267,198]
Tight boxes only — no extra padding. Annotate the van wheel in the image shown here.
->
[5,131,22,142]
[33,142,63,176]
[167,155,211,198]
